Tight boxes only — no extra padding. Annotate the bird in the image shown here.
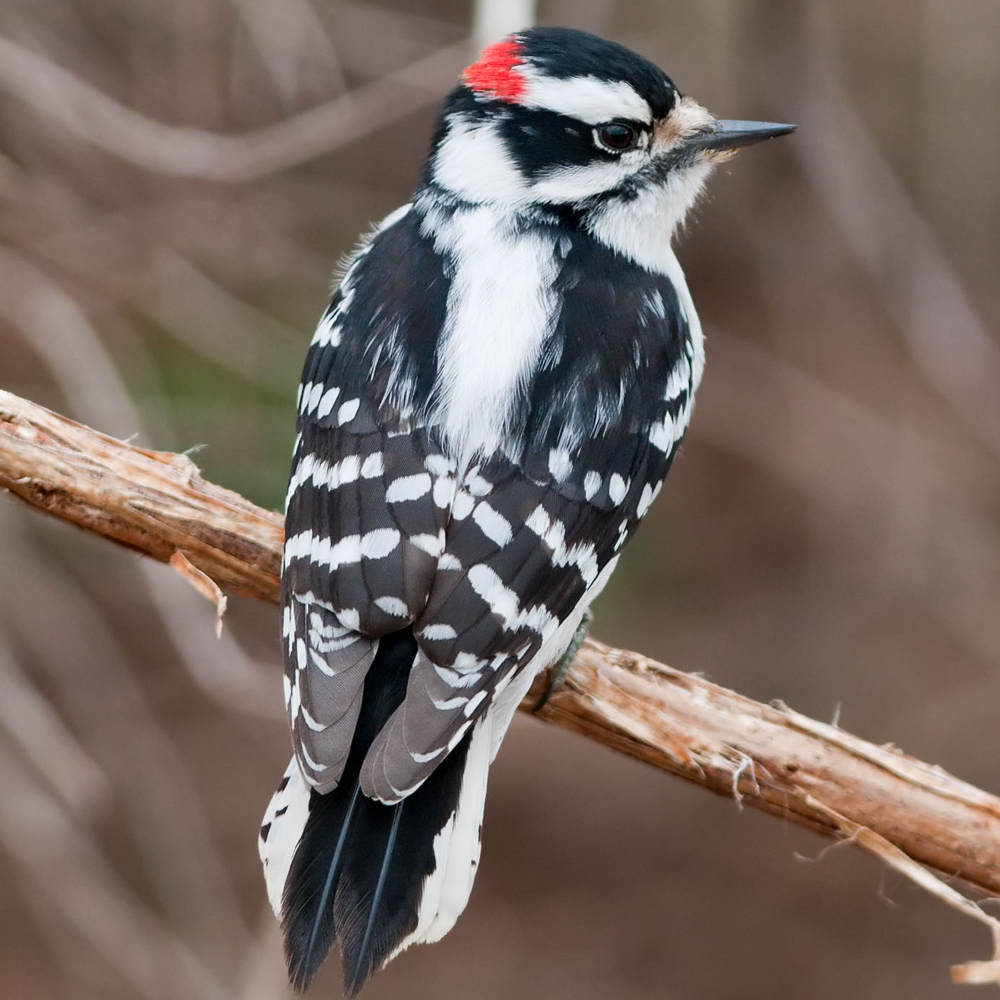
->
[258,25,794,997]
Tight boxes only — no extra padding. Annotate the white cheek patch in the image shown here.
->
[520,70,652,126]
[433,118,528,204]
[530,156,642,203]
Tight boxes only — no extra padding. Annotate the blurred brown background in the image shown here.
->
[2,0,1000,998]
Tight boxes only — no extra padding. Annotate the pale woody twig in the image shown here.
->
[472,0,536,51]
[2,386,1000,984]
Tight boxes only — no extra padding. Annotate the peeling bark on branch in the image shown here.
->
[2,387,999,983]
[0,389,282,601]
[527,642,1000,895]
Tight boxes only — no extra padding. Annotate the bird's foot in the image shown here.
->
[533,610,592,712]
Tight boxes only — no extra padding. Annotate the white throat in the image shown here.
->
[585,160,712,269]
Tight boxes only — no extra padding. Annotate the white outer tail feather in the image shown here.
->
[259,758,311,916]
[388,712,493,958]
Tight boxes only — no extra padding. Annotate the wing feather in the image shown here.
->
[358,440,671,800]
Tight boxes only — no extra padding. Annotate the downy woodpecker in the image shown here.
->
[259,26,793,995]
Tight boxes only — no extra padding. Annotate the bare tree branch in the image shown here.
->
[0,389,282,601]
[2,386,1000,983]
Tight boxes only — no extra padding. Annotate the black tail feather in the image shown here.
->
[345,800,405,997]
[281,628,472,995]
[284,778,359,991]
[297,784,360,986]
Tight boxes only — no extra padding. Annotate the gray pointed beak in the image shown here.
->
[686,119,796,152]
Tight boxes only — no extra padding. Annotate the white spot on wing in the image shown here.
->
[547,447,573,481]
[421,623,458,641]
[467,565,556,640]
[298,382,324,415]
[425,454,456,477]
[361,529,401,559]
[337,398,360,425]
[338,608,360,630]
[433,477,457,509]
[286,453,370,508]
[284,528,399,569]
[608,474,627,505]
[664,355,691,401]
[649,411,678,453]
[315,386,340,418]
[524,504,599,586]
[375,596,409,618]
[636,483,655,518]
[451,490,475,520]
[410,532,445,557]
[464,470,493,497]
[312,312,340,348]
[385,473,432,503]
[472,503,513,546]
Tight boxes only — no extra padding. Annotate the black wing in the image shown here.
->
[282,204,454,793]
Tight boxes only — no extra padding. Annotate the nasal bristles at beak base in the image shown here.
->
[653,97,716,149]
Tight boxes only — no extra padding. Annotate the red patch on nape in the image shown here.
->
[462,38,526,103]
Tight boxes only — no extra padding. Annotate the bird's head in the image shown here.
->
[422,27,794,243]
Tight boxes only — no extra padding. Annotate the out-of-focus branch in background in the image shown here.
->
[788,3,1000,461]
[0,34,469,182]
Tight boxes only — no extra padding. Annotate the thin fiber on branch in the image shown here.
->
[1,386,999,985]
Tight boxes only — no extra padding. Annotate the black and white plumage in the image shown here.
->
[259,26,793,996]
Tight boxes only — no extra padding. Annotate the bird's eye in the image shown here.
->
[596,122,640,152]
